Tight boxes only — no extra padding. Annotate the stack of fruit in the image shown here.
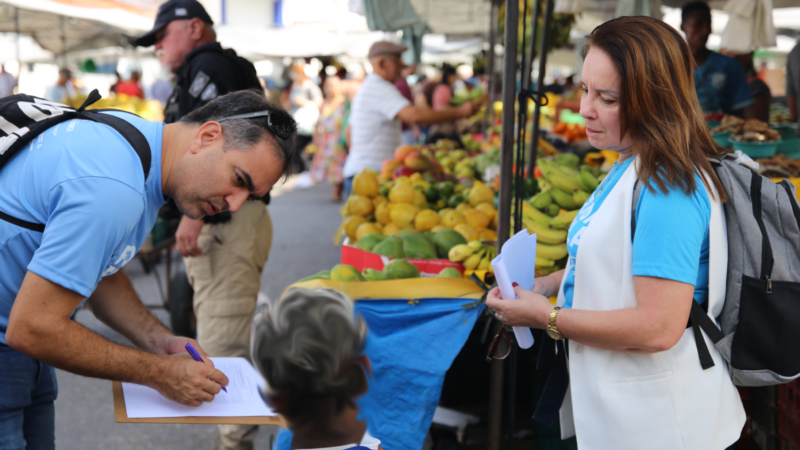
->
[380,142,483,183]
[520,154,606,273]
[447,241,497,273]
[297,261,462,284]
[340,169,500,246]
[356,228,467,261]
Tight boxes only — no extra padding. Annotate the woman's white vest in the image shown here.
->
[555,158,745,449]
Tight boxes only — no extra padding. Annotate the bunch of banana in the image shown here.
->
[537,158,604,210]
[449,241,497,272]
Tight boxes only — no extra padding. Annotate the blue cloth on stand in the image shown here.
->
[274,298,485,450]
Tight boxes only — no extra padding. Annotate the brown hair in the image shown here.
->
[582,16,727,201]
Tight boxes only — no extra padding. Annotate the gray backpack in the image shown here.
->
[633,153,800,387]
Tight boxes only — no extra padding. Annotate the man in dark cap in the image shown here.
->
[342,41,482,197]
[135,2,273,449]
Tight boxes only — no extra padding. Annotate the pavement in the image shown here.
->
[54,181,344,450]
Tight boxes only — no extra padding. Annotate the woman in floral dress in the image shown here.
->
[310,76,348,202]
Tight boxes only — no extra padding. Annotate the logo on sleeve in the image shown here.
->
[188,71,210,98]
[102,245,137,277]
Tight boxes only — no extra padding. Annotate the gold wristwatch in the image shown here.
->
[546,307,563,340]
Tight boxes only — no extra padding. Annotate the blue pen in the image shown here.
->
[185,342,227,393]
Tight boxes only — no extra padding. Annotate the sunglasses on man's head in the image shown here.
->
[218,110,295,140]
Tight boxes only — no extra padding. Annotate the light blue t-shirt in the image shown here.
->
[562,158,711,309]
[0,112,165,344]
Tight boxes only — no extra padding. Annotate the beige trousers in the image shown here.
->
[184,201,273,450]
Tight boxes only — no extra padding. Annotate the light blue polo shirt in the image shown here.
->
[0,111,166,344]
[562,158,711,309]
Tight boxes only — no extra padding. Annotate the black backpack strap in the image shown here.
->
[83,111,151,181]
[0,92,152,232]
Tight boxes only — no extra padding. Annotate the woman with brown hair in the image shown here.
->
[487,16,745,449]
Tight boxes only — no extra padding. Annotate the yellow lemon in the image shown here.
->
[389,183,415,204]
[375,202,391,225]
[414,210,440,231]
[442,210,466,228]
[438,208,454,219]
[454,223,480,242]
[356,222,382,241]
[353,170,379,197]
[475,202,497,220]
[468,184,494,206]
[348,195,374,216]
[412,190,429,210]
[389,203,420,228]
[394,176,411,185]
[343,215,367,241]
[409,172,423,181]
[383,223,401,236]
[372,195,388,207]
[455,202,474,214]
[465,209,491,229]
[478,228,498,241]
[431,225,447,232]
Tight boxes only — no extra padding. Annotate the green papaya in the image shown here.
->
[362,268,384,282]
[432,229,467,258]
[383,260,420,280]
[438,267,463,278]
[401,234,438,259]
[372,236,405,258]
[330,264,366,282]
[357,233,386,252]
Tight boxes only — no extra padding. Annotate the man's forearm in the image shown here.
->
[413,107,468,125]
[88,271,172,354]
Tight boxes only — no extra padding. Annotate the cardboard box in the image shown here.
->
[341,244,464,277]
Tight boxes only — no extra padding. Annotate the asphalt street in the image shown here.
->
[54,182,343,450]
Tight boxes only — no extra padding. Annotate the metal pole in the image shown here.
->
[60,16,66,66]
[489,0,519,446]
[483,0,499,137]
[526,0,555,178]
[14,8,20,84]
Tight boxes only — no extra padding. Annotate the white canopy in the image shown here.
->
[0,0,152,55]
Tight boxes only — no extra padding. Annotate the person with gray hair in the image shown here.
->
[252,288,380,450]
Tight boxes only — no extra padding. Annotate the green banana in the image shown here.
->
[573,189,590,207]
[478,255,492,271]
[530,190,553,209]
[537,242,568,260]
[553,153,580,168]
[551,210,579,230]
[523,219,568,244]
[538,177,553,192]
[558,164,579,177]
[535,256,556,268]
[578,170,599,192]
[551,188,580,210]
[522,202,553,226]
[463,249,486,270]
[467,241,484,250]
[448,244,475,262]
[545,204,561,217]
[549,173,583,193]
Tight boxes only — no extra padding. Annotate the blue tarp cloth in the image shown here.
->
[274,297,485,450]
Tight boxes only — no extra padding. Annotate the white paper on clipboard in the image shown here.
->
[491,230,537,349]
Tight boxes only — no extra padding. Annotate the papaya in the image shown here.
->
[357,233,386,252]
[432,229,467,259]
[438,267,462,278]
[383,260,420,280]
[362,268,384,282]
[371,236,404,258]
[330,264,366,282]
[401,234,438,259]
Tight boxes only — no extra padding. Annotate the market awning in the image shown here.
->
[0,0,153,55]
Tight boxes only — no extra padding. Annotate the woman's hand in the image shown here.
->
[486,284,555,329]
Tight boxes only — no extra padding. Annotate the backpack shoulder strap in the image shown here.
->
[84,110,152,181]
[630,178,643,242]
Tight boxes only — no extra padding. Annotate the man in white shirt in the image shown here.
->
[342,41,481,195]
[0,64,17,97]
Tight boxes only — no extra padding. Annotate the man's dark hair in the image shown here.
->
[180,89,297,178]
[681,1,711,23]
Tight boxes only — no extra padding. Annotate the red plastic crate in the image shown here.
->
[341,244,464,277]
[779,380,800,422]
[780,404,800,449]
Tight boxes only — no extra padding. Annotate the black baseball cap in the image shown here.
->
[134,0,214,47]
